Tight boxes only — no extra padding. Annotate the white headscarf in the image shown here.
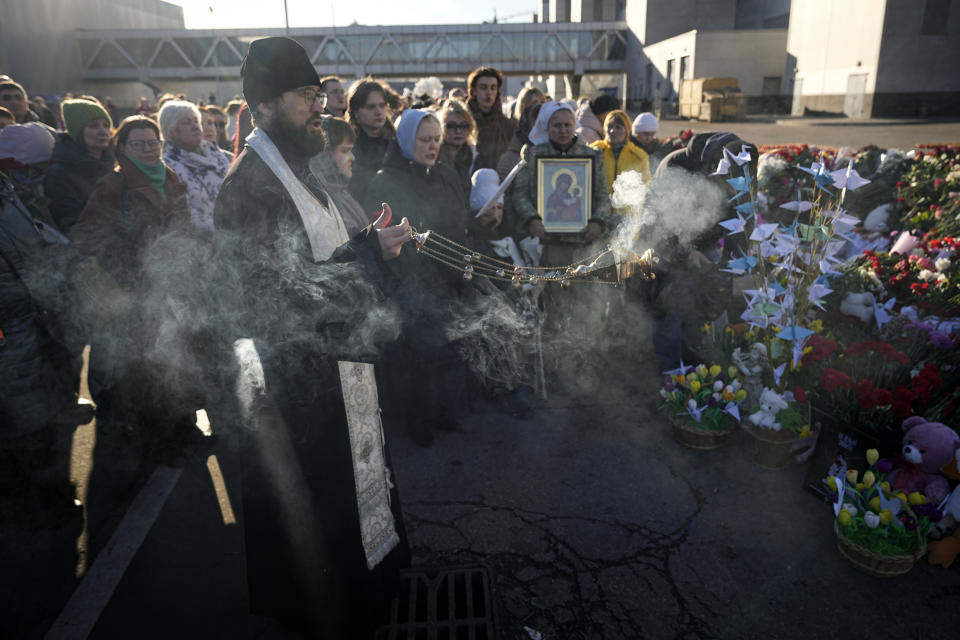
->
[528,101,578,146]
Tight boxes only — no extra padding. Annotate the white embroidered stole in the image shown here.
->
[337,361,400,569]
[246,129,350,261]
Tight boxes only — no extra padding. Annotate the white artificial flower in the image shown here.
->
[714,380,724,392]
[864,512,880,528]
[843,503,858,517]
[918,269,937,282]
[687,399,697,411]
[935,257,951,272]
[659,389,668,399]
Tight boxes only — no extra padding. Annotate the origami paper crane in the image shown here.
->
[734,201,757,215]
[724,402,741,422]
[749,223,780,242]
[749,301,782,318]
[777,325,815,342]
[792,342,805,368]
[873,296,896,329]
[718,214,747,235]
[779,199,814,213]
[722,254,759,274]
[797,161,836,193]
[830,164,871,191]
[711,145,754,177]
[728,145,754,166]
[664,361,693,376]
[797,223,832,242]
[807,283,833,310]
[773,363,786,385]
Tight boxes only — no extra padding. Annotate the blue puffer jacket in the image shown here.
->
[0,173,71,438]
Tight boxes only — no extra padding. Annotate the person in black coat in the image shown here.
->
[364,109,475,445]
[0,170,77,515]
[346,78,395,203]
[213,37,412,638]
[43,98,114,234]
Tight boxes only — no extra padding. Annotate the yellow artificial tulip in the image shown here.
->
[709,365,722,378]
[856,482,865,491]
[701,322,711,334]
[879,509,893,525]
[696,365,708,379]
[734,389,747,402]
[677,375,686,387]
[689,380,701,393]
[728,365,739,379]
[869,497,881,513]
[846,469,859,484]
[862,471,876,489]
[908,492,926,505]
[837,511,852,527]
[798,425,813,439]
[865,449,879,466]
[826,476,837,491]
[880,481,891,492]
[895,492,908,504]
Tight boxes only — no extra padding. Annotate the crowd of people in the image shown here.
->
[0,38,756,636]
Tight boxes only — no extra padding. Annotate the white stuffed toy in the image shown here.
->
[748,388,789,431]
[840,292,874,323]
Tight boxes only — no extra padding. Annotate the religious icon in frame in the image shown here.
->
[537,156,592,233]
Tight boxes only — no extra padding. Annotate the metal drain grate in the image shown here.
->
[375,564,499,640]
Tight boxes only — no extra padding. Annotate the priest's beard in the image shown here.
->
[266,110,326,158]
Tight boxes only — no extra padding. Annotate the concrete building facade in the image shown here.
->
[642,28,788,111]
[0,0,184,99]
[621,0,791,109]
[787,0,960,117]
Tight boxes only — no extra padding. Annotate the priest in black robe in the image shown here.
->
[212,37,412,637]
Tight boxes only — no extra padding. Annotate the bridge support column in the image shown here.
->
[565,73,582,99]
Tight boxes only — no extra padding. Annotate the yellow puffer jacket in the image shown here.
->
[589,139,652,194]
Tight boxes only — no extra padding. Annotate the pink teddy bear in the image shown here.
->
[889,416,960,504]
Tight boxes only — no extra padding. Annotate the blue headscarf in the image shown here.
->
[395,108,433,162]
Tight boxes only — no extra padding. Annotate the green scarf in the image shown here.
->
[124,152,167,196]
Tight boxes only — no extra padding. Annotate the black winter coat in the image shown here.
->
[348,126,391,204]
[0,174,72,438]
[364,143,472,351]
[212,134,409,636]
[43,133,114,235]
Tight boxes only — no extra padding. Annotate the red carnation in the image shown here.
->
[893,401,912,418]
[874,389,893,406]
[793,386,808,403]
[820,368,853,393]
[894,386,915,403]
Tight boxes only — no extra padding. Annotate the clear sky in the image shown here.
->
[169,0,543,29]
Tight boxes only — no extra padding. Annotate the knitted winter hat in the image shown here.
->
[632,112,659,134]
[241,37,320,109]
[469,168,503,212]
[61,99,112,142]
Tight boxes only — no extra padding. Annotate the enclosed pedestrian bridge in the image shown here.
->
[75,21,629,82]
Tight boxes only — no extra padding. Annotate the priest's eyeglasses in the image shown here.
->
[127,140,163,151]
[297,88,327,108]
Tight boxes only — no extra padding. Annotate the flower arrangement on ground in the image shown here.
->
[826,449,941,559]
[659,363,747,431]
